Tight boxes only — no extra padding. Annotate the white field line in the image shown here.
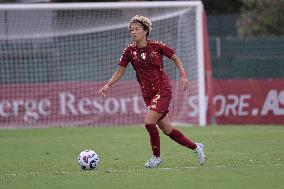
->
[4,163,281,176]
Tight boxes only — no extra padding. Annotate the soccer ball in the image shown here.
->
[78,150,99,170]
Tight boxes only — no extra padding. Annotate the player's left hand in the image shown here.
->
[180,77,189,91]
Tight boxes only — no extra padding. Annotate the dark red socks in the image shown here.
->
[168,128,197,150]
[145,124,160,157]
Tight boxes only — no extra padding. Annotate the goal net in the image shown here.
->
[0,1,207,128]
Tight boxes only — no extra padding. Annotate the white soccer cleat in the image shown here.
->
[194,143,206,165]
[144,156,162,168]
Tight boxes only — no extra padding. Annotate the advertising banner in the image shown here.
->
[212,79,284,125]
[0,79,283,128]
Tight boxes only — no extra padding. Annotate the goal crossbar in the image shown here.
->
[0,1,202,10]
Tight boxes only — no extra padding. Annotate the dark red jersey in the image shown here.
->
[118,40,174,97]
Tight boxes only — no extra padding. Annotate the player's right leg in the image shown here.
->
[144,110,163,168]
[144,155,162,168]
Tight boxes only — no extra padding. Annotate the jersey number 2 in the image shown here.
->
[153,94,161,103]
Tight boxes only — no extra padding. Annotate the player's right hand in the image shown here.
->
[98,84,110,97]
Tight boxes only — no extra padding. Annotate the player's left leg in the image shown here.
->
[157,115,196,149]
[157,115,206,165]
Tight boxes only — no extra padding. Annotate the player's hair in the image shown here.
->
[128,15,152,37]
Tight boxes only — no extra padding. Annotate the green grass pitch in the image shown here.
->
[0,125,283,189]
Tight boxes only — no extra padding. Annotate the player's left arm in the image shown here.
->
[171,54,189,91]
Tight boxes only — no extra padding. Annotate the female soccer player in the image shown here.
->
[98,15,206,168]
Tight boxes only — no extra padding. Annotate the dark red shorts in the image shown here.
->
[143,92,172,114]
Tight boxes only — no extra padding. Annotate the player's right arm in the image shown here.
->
[98,66,126,97]
[98,46,130,97]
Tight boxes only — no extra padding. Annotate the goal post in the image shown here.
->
[0,1,208,128]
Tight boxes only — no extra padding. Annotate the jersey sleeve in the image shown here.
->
[159,42,175,59]
[118,47,130,67]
